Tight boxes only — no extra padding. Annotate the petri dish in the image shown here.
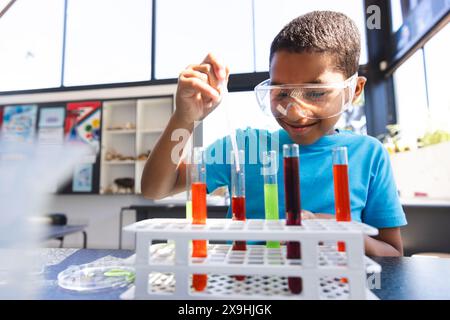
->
[57,262,135,292]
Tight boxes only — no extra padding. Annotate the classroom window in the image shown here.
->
[0,0,64,91]
[253,0,368,72]
[63,0,152,86]
[0,0,371,92]
[423,24,450,131]
[393,23,450,142]
[393,49,428,141]
[390,0,404,33]
[154,0,255,79]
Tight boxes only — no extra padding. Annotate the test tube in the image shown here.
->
[231,150,246,281]
[332,146,351,252]
[186,163,193,221]
[283,144,302,294]
[263,151,280,248]
[191,147,207,291]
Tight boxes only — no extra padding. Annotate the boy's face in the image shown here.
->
[270,51,356,145]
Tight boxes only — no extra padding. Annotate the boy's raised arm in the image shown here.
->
[141,53,229,199]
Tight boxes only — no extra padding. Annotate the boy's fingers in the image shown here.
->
[190,64,212,74]
[191,64,218,83]
[202,52,227,81]
[191,64,222,95]
[225,65,230,82]
[180,77,220,101]
[180,69,209,83]
[186,63,217,84]
[301,210,316,220]
[192,64,221,86]
[180,69,220,102]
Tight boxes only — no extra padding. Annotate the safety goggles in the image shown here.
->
[254,73,358,120]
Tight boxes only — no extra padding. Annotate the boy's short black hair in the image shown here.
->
[270,11,361,78]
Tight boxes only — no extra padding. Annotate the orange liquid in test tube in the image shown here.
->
[192,182,207,291]
[191,147,208,292]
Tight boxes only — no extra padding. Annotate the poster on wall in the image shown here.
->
[38,127,65,144]
[63,101,101,193]
[65,101,101,152]
[39,107,65,128]
[72,163,93,192]
[1,105,38,143]
[38,106,66,144]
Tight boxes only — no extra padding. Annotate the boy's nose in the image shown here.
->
[285,102,311,121]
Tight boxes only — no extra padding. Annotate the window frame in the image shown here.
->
[363,0,449,137]
[0,0,371,96]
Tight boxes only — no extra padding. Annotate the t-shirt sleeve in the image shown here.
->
[205,136,230,194]
[362,145,407,228]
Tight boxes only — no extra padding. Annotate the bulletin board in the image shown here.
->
[0,101,103,194]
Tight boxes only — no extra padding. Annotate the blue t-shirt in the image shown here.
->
[205,128,407,229]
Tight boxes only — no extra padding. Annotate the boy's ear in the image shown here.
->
[353,76,367,103]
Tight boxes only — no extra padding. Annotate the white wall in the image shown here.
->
[44,194,152,249]
[390,142,450,200]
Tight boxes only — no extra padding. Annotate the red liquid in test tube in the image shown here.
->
[231,150,246,281]
[332,147,351,252]
[191,148,208,291]
[283,144,302,294]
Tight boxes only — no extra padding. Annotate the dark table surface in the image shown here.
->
[43,225,87,240]
[37,249,450,300]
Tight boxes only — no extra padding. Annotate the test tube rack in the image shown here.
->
[120,218,381,300]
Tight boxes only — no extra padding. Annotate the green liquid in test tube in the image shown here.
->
[263,151,280,248]
[186,200,192,220]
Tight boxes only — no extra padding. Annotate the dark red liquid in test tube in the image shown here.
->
[283,144,302,294]
[231,196,246,281]
[231,150,246,281]
[232,196,246,251]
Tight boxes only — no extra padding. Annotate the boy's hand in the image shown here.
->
[301,210,316,220]
[175,52,230,125]
[301,210,334,220]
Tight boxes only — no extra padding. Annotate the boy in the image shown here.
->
[141,11,406,257]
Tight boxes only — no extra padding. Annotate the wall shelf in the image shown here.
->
[104,129,137,134]
[100,96,173,195]
[138,129,165,133]
[103,161,136,165]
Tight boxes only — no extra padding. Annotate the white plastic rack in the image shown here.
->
[121,218,381,300]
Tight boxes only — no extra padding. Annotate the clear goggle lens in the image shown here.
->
[254,73,358,120]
